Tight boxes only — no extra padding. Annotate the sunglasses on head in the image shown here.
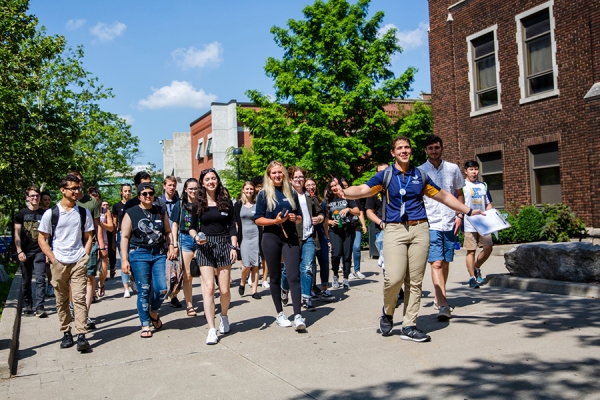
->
[140,191,154,197]
[201,168,216,175]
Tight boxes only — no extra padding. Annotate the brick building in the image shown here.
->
[428,0,600,226]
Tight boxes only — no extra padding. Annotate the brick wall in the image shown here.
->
[429,0,600,226]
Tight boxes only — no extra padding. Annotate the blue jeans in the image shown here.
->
[128,247,167,327]
[116,232,130,285]
[352,230,362,273]
[282,237,314,299]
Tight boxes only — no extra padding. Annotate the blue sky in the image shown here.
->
[29,0,431,169]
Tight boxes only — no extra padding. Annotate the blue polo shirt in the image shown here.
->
[365,164,441,223]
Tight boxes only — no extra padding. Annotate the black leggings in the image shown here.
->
[330,227,354,279]
[262,232,302,316]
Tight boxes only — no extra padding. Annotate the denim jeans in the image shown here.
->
[128,246,167,327]
[352,230,362,273]
[21,251,47,309]
[282,237,315,299]
[116,232,130,285]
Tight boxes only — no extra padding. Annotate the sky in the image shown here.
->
[28,0,431,169]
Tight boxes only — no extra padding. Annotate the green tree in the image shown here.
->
[219,146,257,199]
[395,101,432,166]
[238,0,415,182]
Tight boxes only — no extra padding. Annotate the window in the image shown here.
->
[467,26,501,116]
[478,152,504,208]
[516,2,559,103]
[529,142,561,204]
[196,139,205,160]
[205,137,213,156]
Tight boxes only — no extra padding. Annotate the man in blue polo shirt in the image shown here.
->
[342,136,483,342]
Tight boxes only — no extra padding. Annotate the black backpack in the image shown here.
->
[380,165,428,221]
[50,205,88,247]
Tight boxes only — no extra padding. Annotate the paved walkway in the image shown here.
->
[2,251,600,399]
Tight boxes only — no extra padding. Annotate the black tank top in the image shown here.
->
[125,205,166,248]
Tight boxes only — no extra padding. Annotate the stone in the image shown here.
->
[504,242,600,283]
[0,264,8,283]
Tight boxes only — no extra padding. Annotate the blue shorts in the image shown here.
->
[179,233,197,253]
[427,230,456,263]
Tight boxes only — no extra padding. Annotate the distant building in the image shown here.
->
[428,0,600,226]
[161,132,192,191]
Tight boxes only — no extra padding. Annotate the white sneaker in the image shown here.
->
[276,312,292,327]
[348,272,357,279]
[342,279,350,289]
[293,314,306,331]
[219,315,230,334]
[355,271,366,279]
[206,328,219,345]
[262,281,270,289]
[332,275,340,289]
[124,289,131,298]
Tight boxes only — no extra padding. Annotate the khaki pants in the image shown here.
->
[50,254,90,334]
[383,222,430,326]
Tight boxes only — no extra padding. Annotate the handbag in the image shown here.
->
[165,258,183,299]
[189,252,201,277]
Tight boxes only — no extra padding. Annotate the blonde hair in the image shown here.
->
[240,181,256,205]
[263,161,296,211]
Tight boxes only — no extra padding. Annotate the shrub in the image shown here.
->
[495,212,518,244]
[515,205,545,242]
[540,203,586,242]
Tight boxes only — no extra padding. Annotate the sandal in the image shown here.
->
[149,314,162,330]
[98,285,105,297]
[186,307,197,317]
[140,328,153,338]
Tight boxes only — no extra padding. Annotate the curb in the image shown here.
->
[487,273,600,298]
[0,267,22,380]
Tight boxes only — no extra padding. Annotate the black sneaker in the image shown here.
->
[86,317,96,330]
[396,288,405,308]
[60,332,75,349]
[170,296,183,308]
[110,270,116,279]
[76,334,91,352]
[379,307,393,336]
[35,306,48,318]
[400,326,431,342]
[23,304,34,316]
[251,292,262,300]
[239,285,245,296]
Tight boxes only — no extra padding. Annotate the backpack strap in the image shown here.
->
[50,205,60,244]
[381,165,393,222]
[77,206,87,242]
[417,167,429,199]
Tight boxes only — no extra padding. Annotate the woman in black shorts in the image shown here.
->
[189,168,238,345]
[254,161,306,331]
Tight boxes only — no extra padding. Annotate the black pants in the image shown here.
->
[262,232,302,316]
[107,230,117,272]
[330,227,354,279]
[21,251,47,309]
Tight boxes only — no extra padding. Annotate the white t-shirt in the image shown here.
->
[419,160,465,231]
[39,203,95,264]
[463,180,492,232]
[297,193,313,240]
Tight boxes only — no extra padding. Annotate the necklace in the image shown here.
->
[140,205,152,219]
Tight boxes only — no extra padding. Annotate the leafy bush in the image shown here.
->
[495,213,518,244]
[515,206,545,242]
[540,203,586,242]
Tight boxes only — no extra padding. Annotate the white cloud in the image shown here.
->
[66,19,86,31]
[137,81,217,110]
[90,21,127,41]
[119,114,135,125]
[172,42,223,70]
[379,22,429,51]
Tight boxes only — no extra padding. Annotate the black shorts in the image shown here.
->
[195,234,233,268]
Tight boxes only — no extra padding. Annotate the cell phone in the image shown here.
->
[281,209,289,218]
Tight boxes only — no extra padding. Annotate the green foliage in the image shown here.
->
[219,147,257,199]
[495,213,518,244]
[541,203,586,242]
[515,206,545,243]
[395,101,432,166]
[238,0,415,182]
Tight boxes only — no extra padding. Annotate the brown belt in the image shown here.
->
[391,218,428,226]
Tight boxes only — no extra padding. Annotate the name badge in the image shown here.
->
[221,212,228,216]
[154,220,161,223]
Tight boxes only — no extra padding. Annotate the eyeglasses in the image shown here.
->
[28,194,40,198]
[293,177,305,181]
[140,191,155,197]
[64,187,82,192]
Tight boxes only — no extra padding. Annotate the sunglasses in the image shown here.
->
[201,168,216,175]
[140,191,155,197]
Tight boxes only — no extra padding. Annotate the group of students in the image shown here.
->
[15,134,495,350]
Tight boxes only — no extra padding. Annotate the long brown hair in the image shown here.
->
[197,169,230,214]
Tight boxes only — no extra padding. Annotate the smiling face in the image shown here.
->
[138,188,155,206]
[304,179,316,195]
[242,183,255,200]
[390,139,412,166]
[329,180,341,196]
[60,181,82,202]
[291,170,305,191]
[202,171,219,192]
[186,181,198,200]
[425,141,443,163]
[27,190,40,207]
[269,165,284,187]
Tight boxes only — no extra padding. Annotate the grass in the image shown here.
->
[0,259,19,319]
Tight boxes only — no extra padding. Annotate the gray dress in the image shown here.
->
[240,204,260,266]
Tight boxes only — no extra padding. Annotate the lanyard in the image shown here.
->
[396,173,412,203]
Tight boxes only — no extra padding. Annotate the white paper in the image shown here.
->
[465,208,511,236]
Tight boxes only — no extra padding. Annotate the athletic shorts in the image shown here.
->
[86,241,99,276]
[463,231,493,251]
[195,234,233,268]
[427,230,456,263]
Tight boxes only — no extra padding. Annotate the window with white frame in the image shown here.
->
[477,152,504,208]
[529,142,561,204]
[205,137,213,156]
[196,139,205,160]
[516,2,559,103]
[467,26,501,116]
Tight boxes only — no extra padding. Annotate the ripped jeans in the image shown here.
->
[128,246,167,327]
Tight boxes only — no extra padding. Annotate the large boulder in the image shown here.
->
[504,242,600,283]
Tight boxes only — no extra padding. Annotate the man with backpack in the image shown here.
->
[341,136,483,343]
[38,174,95,352]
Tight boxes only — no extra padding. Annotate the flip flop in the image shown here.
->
[140,329,153,338]
[186,307,197,317]
[149,314,162,330]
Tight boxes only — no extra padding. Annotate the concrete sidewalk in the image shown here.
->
[2,252,600,399]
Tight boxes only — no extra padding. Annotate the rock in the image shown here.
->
[0,264,8,283]
[504,242,600,283]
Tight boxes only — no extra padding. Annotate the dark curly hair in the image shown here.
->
[196,168,230,214]
[325,177,342,203]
